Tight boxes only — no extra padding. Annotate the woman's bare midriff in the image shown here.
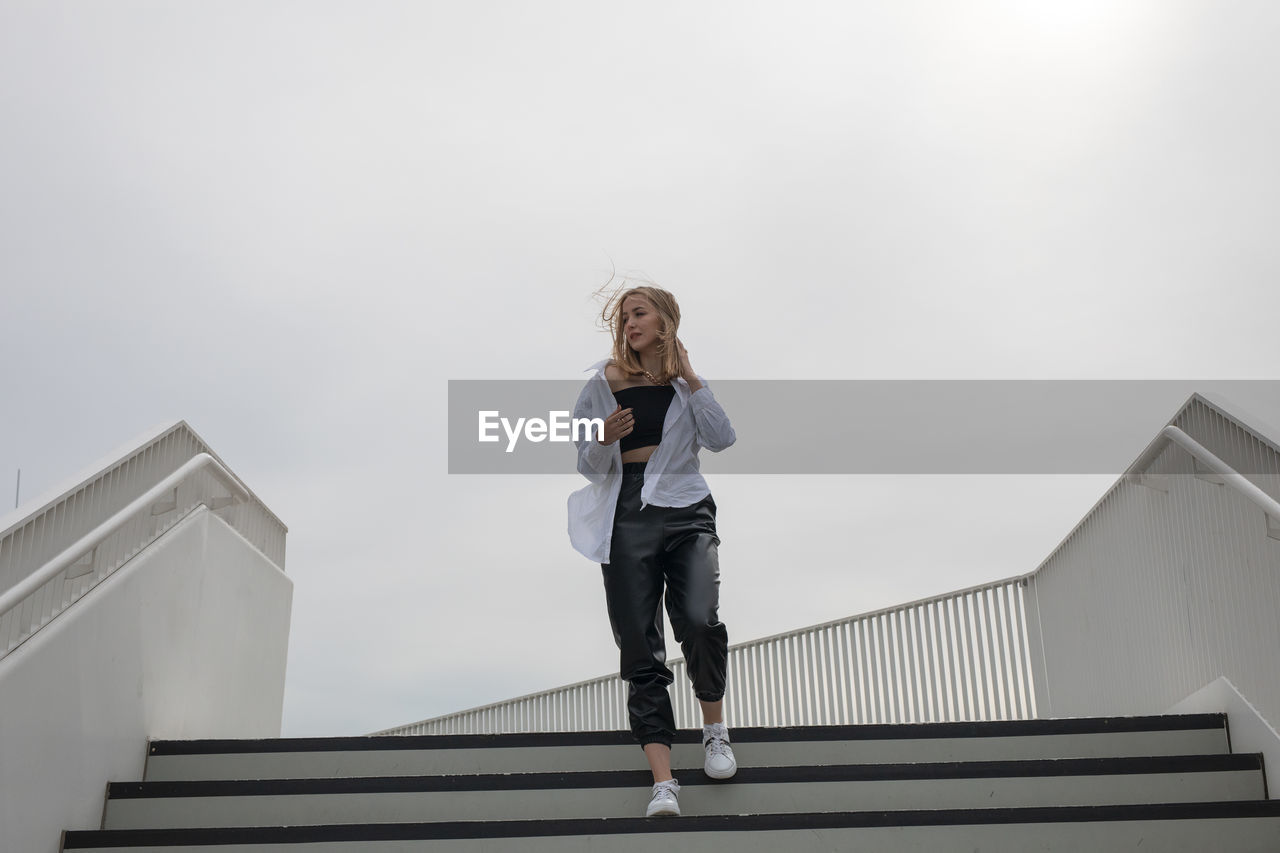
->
[621,445,659,464]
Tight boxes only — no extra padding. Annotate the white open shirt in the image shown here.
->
[567,358,737,563]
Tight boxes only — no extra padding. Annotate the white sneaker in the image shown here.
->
[645,778,681,817]
[702,722,738,780]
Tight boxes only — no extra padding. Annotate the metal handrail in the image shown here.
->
[1130,425,1280,538]
[0,453,251,620]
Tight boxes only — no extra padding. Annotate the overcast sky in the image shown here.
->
[3,1,1278,737]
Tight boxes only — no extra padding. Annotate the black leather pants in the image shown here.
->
[601,461,729,748]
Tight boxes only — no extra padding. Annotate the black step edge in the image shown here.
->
[63,799,1280,848]
[109,753,1264,799]
[147,714,1227,756]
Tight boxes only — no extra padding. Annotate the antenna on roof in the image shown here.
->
[14,468,19,509]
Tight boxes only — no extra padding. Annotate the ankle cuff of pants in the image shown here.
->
[695,691,725,703]
[638,735,673,749]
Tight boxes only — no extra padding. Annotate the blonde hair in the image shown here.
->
[594,275,682,384]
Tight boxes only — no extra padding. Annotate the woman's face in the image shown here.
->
[620,294,664,355]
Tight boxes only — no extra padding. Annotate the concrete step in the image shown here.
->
[144,714,1231,781]
[63,800,1280,852]
[104,754,1267,828]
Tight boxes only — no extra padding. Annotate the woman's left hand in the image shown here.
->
[676,337,703,391]
[676,337,694,380]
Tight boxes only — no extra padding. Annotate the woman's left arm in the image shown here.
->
[678,339,736,452]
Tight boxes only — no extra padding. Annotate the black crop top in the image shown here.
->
[612,385,676,452]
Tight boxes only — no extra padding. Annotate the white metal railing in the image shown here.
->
[378,575,1037,735]
[380,392,1280,737]
[0,422,287,660]
[1027,394,1280,728]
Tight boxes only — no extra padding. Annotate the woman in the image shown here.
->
[567,284,737,818]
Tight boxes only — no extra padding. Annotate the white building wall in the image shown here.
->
[0,507,292,853]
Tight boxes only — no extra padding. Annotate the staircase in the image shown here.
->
[62,714,1280,851]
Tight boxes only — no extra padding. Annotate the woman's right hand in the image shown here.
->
[599,404,634,445]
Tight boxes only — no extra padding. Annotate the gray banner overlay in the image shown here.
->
[448,380,1280,474]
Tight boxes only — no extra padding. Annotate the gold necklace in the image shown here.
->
[642,369,667,385]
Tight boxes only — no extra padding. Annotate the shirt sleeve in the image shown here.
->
[572,378,615,481]
[688,380,736,452]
